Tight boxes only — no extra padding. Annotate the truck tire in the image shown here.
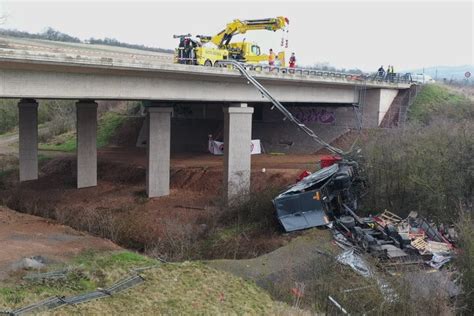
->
[204,60,213,67]
[339,216,355,229]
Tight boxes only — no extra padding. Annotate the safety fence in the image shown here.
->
[0,272,146,315]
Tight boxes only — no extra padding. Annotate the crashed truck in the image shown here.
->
[273,155,455,265]
[274,155,361,232]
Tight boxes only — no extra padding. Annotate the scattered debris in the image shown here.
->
[11,256,47,271]
[336,249,372,277]
[327,295,348,314]
[23,269,70,281]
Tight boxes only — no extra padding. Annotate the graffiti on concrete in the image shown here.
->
[291,108,336,124]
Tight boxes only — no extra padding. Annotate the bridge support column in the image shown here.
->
[18,99,38,181]
[362,89,399,127]
[76,100,98,188]
[223,103,254,203]
[146,106,173,198]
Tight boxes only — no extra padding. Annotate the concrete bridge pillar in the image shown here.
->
[223,103,254,203]
[18,99,38,181]
[76,100,98,188]
[362,89,399,127]
[146,106,173,198]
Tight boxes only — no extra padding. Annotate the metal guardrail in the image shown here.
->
[1,274,145,315]
[175,57,412,84]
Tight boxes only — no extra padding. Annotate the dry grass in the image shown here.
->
[0,251,299,315]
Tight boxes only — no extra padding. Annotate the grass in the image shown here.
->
[39,112,127,152]
[0,250,293,314]
[409,84,472,123]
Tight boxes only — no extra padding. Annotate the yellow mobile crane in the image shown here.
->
[174,16,289,67]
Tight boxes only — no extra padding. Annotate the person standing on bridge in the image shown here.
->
[289,52,296,68]
[377,65,385,79]
[268,49,276,69]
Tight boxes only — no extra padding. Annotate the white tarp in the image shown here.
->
[208,139,262,155]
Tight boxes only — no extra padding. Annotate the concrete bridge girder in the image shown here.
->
[0,68,360,104]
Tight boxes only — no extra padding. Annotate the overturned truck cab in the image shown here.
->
[273,160,360,232]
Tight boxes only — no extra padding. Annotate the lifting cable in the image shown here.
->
[221,60,363,157]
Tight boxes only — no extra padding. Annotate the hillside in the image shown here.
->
[408,83,473,123]
[0,250,299,314]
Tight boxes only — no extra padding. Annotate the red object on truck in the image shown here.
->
[296,170,311,182]
[320,155,342,168]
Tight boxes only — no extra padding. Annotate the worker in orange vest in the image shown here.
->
[268,48,276,67]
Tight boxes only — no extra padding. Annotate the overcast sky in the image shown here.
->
[0,0,472,71]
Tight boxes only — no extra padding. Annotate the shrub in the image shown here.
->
[0,100,18,134]
[219,186,281,230]
[456,210,474,314]
[357,117,473,222]
[39,100,76,135]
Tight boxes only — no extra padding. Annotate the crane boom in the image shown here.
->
[210,17,289,47]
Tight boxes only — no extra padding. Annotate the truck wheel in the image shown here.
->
[204,60,212,67]
[214,61,226,68]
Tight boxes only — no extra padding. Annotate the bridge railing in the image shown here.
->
[239,63,412,84]
[175,57,412,84]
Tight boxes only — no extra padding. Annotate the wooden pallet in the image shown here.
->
[411,237,428,253]
[379,210,402,225]
[427,241,451,253]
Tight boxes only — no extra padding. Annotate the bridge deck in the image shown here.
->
[0,35,410,91]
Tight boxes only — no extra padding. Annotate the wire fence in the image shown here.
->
[0,274,145,316]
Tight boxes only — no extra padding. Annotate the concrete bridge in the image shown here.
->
[0,36,412,201]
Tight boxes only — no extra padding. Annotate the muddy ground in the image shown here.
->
[0,206,119,280]
[1,148,322,261]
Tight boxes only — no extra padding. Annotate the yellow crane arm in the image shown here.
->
[210,17,289,47]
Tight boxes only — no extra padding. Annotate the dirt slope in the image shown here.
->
[0,206,119,280]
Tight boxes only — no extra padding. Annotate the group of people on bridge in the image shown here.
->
[378,65,397,81]
[268,49,297,68]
